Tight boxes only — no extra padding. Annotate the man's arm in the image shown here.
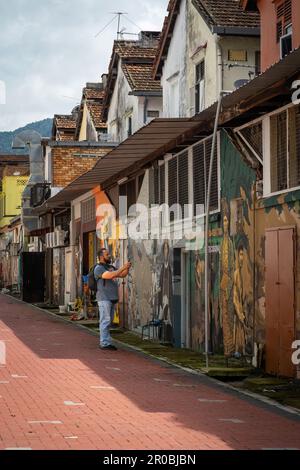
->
[101,263,131,280]
[118,267,130,278]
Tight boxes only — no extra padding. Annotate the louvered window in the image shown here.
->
[81,198,95,223]
[269,105,300,193]
[288,105,300,189]
[276,0,292,42]
[271,111,287,192]
[178,151,189,211]
[193,136,219,216]
[153,164,165,205]
[159,165,165,204]
[154,167,159,205]
[168,157,178,221]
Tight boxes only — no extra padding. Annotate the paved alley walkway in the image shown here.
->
[0,294,300,450]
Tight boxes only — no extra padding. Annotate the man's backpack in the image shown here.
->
[88,264,98,292]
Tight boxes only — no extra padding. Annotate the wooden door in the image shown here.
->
[265,227,295,377]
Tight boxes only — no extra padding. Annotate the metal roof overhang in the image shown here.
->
[42,47,300,209]
[44,118,210,208]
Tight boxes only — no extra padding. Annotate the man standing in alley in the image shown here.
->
[94,248,131,351]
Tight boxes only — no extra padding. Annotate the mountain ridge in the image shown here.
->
[0,118,53,154]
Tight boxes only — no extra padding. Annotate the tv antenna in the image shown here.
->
[95,12,141,39]
[95,12,127,39]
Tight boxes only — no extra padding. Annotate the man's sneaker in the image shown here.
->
[99,344,118,351]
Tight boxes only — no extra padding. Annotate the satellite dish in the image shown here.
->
[234,79,249,89]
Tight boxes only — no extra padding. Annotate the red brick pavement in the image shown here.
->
[0,294,300,450]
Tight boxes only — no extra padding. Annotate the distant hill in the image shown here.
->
[0,118,52,154]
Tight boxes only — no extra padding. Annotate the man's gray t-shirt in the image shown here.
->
[94,264,119,302]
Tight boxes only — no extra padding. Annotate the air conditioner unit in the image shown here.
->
[280,33,292,59]
[51,232,56,248]
[54,230,65,247]
[45,233,53,249]
[28,237,39,252]
[46,232,55,248]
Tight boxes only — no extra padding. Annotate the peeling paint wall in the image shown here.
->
[108,61,137,143]
[161,0,260,117]
[161,0,188,117]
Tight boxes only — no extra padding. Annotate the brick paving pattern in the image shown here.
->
[0,294,300,450]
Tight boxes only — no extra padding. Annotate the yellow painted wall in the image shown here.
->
[79,103,88,141]
[0,175,29,229]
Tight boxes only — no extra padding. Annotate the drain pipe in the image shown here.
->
[204,91,230,369]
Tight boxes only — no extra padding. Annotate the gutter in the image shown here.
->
[128,91,163,97]
[49,141,118,148]
[212,26,260,36]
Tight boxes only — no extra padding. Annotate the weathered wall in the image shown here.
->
[161,0,188,117]
[161,0,260,118]
[79,103,88,142]
[107,62,139,143]
[220,35,260,92]
[186,0,218,113]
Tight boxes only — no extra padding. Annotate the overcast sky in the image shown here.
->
[0,0,166,131]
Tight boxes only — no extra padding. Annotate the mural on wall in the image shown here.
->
[220,204,235,356]
[158,241,173,325]
[233,242,247,355]
[220,131,257,357]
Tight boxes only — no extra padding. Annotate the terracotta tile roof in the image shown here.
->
[114,41,158,60]
[192,0,260,29]
[54,115,77,130]
[103,38,160,120]
[122,64,162,93]
[58,133,76,142]
[83,87,105,100]
[86,102,107,130]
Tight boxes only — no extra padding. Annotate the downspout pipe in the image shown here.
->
[214,34,223,97]
[204,90,230,369]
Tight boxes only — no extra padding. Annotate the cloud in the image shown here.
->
[0,0,166,131]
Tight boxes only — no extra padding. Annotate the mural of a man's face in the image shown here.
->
[238,248,244,267]
[223,215,229,234]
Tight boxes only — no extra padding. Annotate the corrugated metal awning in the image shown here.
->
[44,118,209,207]
[43,47,300,209]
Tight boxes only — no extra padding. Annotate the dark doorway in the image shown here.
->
[21,252,45,303]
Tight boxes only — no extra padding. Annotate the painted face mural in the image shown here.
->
[158,240,173,328]
[220,209,235,357]
[233,245,247,356]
